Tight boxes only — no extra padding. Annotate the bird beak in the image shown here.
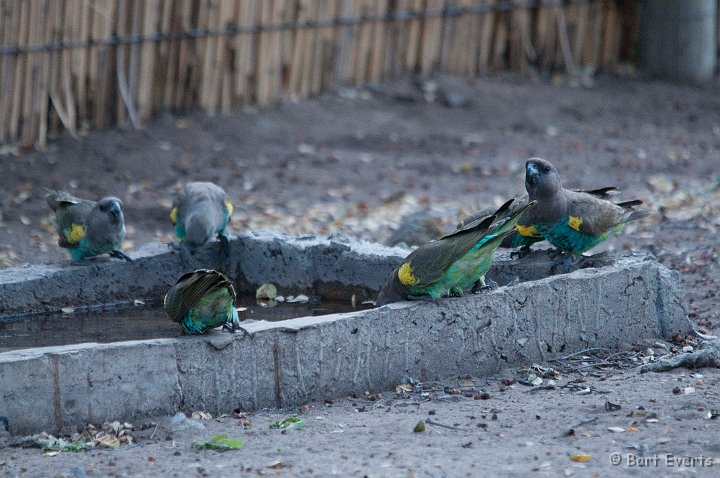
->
[526,162,539,186]
[110,201,122,217]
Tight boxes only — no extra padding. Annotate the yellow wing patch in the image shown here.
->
[568,215,584,232]
[169,207,177,224]
[224,200,234,217]
[398,262,419,286]
[516,224,540,238]
[64,223,86,244]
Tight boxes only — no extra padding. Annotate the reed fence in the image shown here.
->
[0,0,640,148]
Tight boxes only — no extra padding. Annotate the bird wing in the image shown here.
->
[452,198,515,235]
[403,207,503,287]
[164,270,235,323]
[46,190,84,211]
[54,200,94,248]
[564,190,640,236]
[575,186,618,199]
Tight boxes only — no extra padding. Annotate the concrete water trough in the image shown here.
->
[0,232,693,435]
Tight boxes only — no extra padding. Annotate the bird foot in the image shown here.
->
[217,233,231,273]
[169,243,193,271]
[472,278,498,293]
[110,250,133,262]
[509,245,532,260]
[549,255,577,275]
[218,233,230,251]
[224,322,251,338]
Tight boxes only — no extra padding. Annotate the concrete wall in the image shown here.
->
[0,234,692,435]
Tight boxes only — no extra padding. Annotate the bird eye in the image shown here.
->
[542,166,550,173]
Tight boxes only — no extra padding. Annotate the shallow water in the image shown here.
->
[0,299,362,353]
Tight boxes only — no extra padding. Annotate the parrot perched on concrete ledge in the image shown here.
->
[170,182,233,253]
[459,186,621,256]
[522,158,651,265]
[46,190,131,263]
[376,198,536,306]
[164,269,240,335]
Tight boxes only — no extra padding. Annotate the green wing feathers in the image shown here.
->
[164,269,240,334]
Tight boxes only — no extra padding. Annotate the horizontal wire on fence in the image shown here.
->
[0,0,587,56]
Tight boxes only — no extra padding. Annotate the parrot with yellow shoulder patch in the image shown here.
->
[170,182,233,254]
[376,198,536,306]
[46,190,130,263]
[459,188,620,255]
[523,158,651,263]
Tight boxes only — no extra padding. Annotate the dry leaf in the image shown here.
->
[569,454,592,462]
[192,411,212,420]
[256,283,278,300]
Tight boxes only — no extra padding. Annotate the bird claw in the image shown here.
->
[217,233,231,273]
[472,278,498,293]
[167,241,195,270]
[549,255,576,275]
[510,245,532,260]
[218,233,230,251]
[223,321,250,337]
[110,250,133,262]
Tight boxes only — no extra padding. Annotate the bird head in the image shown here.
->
[97,197,124,223]
[525,158,562,199]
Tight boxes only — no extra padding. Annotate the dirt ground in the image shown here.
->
[1,72,720,476]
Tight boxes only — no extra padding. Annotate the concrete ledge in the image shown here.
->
[0,238,692,435]
[0,232,407,315]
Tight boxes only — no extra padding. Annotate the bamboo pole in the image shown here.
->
[600,0,619,70]
[37,0,57,148]
[20,0,40,145]
[420,0,444,75]
[572,0,589,65]
[218,0,236,114]
[137,0,159,120]
[289,0,313,99]
[491,7,508,70]
[173,0,190,111]
[0,0,21,143]
[353,0,373,86]
[234,0,258,104]
[200,0,221,114]
[156,0,174,111]
[582,0,604,68]
[316,0,338,92]
[334,0,354,84]
[403,0,423,73]
[478,0,496,73]
[368,0,388,82]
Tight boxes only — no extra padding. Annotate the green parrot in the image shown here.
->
[46,190,131,263]
[458,187,620,254]
[164,269,240,335]
[376,198,536,306]
[170,182,233,253]
[523,158,651,261]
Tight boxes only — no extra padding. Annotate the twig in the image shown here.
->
[425,419,466,432]
[574,416,598,427]
[149,422,159,441]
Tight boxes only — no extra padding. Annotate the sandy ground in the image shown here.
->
[2,364,720,477]
[1,72,720,476]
